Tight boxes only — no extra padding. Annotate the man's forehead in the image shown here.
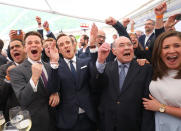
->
[58,36,71,43]
[26,35,41,42]
[10,40,22,47]
[116,36,131,43]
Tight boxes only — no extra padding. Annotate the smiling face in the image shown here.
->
[57,36,75,59]
[112,36,134,63]
[129,34,138,49]
[161,36,181,69]
[24,35,43,61]
[10,40,26,64]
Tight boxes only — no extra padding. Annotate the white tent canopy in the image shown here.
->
[0,0,160,23]
[0,0,180,45]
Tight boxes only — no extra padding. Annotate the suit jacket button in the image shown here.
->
[116,101,120,104]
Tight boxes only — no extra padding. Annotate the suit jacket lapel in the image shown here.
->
[23,59,32,79]
[109,61,120,94]
[76,57,82,90]
[59,58,75,82]
[121,60,140,94]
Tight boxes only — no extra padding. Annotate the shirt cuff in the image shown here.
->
[4,78,10,83]
[96,60,106,73]
[90,47,98,53]
[30,78,38,92]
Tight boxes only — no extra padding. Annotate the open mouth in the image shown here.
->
[167,56,177,62]
[31,50,38,54]
[14,52,20,57]
[66,50,70,53]
[123,52,131,56]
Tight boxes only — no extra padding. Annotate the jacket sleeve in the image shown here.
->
[112,21,130,39]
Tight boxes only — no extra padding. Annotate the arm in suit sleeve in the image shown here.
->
[46,31,56,40]
[47,68,60,94]
[9,68,36,107]
[0,64,11,110]
[141,65,155,131]
[37,29,44,39]
[155,27,165,38]
[112,21,130,39]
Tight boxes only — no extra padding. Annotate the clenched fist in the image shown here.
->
[98,43,111,64]
[105,17,117,26]
[32,63,43,85]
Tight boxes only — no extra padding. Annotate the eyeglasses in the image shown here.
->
[144,23,154,26]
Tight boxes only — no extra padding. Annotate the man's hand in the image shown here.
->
[154,2,167,16]
[49,92,60,107]
[136,59,150,66]
[32,63,42,85]
[89,23,98,46]
[122,18,130,28]
[6,65,16,80]
[36,16,42,27]
[105,17,117,26]
[50,40,59,63]
[165,14,180,30]
[98,43,110,63]
[43,21,50,32]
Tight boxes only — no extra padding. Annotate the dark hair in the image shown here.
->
[69,35,77,43]
[0,39,4,52]
[56,33,73,44]
[82,34,89,41]
[24,31,43,44]
[10,39,24,45]
[152,31,181,80]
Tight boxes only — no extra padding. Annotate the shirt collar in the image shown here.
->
[146,32,154,37]
[64,55,76,64]
[14,62,19,66]
[117,59,130,68]
[28,57,42,64]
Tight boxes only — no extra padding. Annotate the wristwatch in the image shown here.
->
[159,104,166,113]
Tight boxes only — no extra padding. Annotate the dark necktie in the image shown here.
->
[119,64,126,91]
[41,70,48,88]
[37,62,48,88]
[69,60,77,80]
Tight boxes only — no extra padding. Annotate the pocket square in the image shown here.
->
[81,65,87,69]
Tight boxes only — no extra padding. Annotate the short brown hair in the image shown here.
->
[44,38,54,43]
[24,31,43,44]
[56,33,73,44]
[152,31,181,80]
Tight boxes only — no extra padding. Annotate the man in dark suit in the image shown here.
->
[77,34,91,58]
[9,31,59,131]
[47,34,97,131]
[0,39,26,121]
[95,36,154,131]
[139,19,155,50]
[0,39,7,66]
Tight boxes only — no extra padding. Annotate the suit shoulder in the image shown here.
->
[0,62,13,70]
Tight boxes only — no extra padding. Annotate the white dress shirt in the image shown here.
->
[29,58,48,92]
